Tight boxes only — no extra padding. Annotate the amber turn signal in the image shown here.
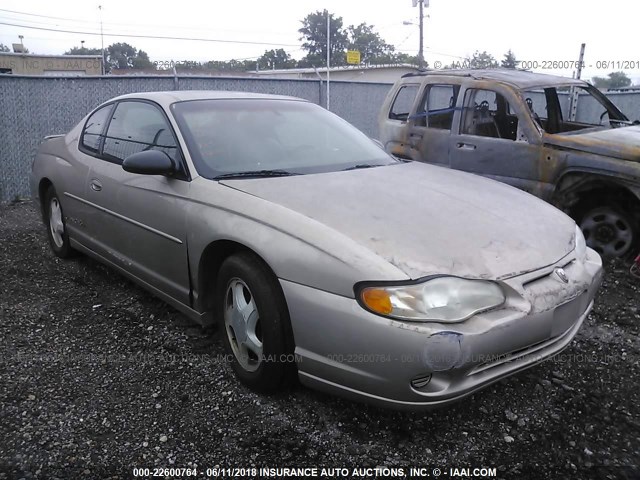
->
[361,288,393,315]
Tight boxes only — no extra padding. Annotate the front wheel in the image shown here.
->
[579,204,637,259]
[44,186,75,258]
[215,252,295,393]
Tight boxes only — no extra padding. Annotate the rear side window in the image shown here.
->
[81,104,113,153]
[416,84,460,129]
[388,85,419,121]
[102,101,179,164]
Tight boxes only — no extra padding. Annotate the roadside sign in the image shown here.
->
[346,50,361,65]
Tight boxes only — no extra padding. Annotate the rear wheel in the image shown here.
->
[579,204,637,259]
[44,186,74,258]
[215,252,294,393]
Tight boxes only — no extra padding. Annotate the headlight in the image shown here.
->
[358,276,505,323]
[575,224,587,262]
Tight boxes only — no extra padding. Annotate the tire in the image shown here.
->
[215,252,295,393]
[43,186,75,259]
[578,203,638,259]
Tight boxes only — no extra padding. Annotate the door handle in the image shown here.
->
[90,179,102,192]
[456,142,476,150]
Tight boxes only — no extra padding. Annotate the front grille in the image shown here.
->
[467,318,579,376]
[522,259,576,290]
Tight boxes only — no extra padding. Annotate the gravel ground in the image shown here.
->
[0,201,639,480]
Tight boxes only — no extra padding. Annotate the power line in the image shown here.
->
[0,7,91,22]
[0,8,469,64]
[0,21,300,47]
[395,31,415,49]
[0,8,293,39]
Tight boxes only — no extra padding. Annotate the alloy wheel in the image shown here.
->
[224,278,263,372]
[49,197,65,249]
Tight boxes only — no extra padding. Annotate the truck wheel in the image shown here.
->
[579,204,637,259]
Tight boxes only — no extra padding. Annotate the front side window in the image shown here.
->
[461,89,518,140]
[171,99,398,179]
[81,104,113,153]
[522,85,628,134]
[102,101,178,164]
[388,85,419,121]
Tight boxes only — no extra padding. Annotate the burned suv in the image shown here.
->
[379,69,640,258]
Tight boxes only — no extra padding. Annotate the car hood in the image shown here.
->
[220,162,575,280]
[545,125,640,162]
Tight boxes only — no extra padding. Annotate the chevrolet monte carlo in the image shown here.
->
[30,91,603,409]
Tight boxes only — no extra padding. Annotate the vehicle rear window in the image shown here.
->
[388,85,419,121]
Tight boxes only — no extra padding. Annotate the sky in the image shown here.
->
[1,0,639,83]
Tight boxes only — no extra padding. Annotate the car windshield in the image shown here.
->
[171,98,397,178]
[521,84,630,135]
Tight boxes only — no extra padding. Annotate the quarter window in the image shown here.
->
[388,85,419,121]
[102,101,179,164]
[81,104,113,153]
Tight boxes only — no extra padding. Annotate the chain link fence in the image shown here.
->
[0,75,392,201]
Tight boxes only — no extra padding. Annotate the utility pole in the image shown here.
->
[568,43,586,122]
[99,5,105,75]
[418,0,424,68]
[411,0,428,68]
[326,12,331,111]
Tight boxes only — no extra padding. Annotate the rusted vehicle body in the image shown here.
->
[379,69,640,258]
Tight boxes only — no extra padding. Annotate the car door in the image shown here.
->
[59,103,115,245]
[84,100,192,305]
[406,82,462,168]
[448,85,546,196]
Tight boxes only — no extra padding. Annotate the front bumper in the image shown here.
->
[282,248,603,410]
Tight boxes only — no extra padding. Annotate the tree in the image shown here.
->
[592,71,631,89]
[257,49,296,70]
[466,50,498,69]
[298,10,348,67]
[131,50,152,69]
[383,52,421,67]
[346,23,395,65]
[2,42,29,53]
[106,42,154,70]
[64,46,103,56]
[501,49,518,69]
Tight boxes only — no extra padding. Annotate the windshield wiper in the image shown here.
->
[342,164,382,171]
[214,169,299,180]
[609,118,634,126]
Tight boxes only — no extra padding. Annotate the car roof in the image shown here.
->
[401,69,586,89]
[108,90,307,106]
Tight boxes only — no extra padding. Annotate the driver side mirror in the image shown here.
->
[122,150,175,176]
